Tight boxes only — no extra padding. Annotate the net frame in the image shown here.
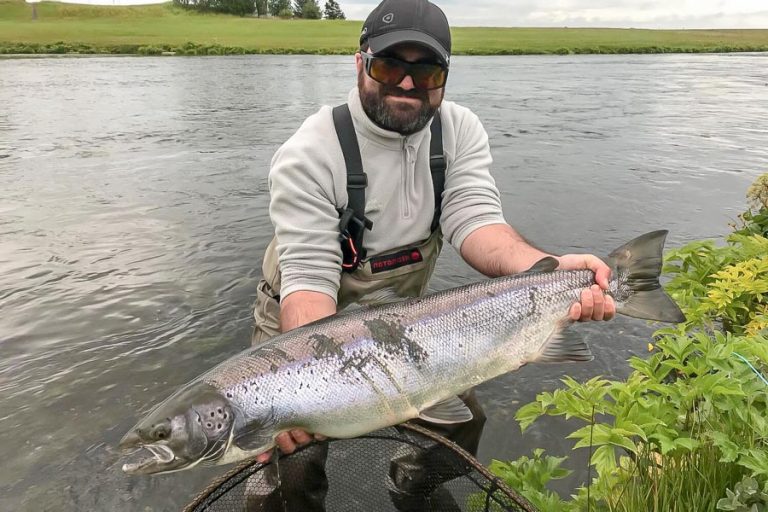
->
[183,423,537,512]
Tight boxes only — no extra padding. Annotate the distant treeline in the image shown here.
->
[172,0,345,18]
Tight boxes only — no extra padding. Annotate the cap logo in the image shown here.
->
[382,12,394,23]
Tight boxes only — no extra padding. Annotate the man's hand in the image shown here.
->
[556,254,616,322]
[255,429,327,464]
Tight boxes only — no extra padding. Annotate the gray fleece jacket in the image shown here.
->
[268,87,506,302]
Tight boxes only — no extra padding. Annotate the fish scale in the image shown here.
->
[120,231,685,475]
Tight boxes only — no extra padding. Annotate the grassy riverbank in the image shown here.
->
[2,0,768,56]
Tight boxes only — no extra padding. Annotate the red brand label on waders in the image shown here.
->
[370,248,424,274]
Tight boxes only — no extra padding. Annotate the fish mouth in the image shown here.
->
[121,442,185,475]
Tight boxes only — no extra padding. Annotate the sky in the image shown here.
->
[34,0,768,28]
[343,0,768,28]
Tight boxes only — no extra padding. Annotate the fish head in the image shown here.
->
[120,381,237,475]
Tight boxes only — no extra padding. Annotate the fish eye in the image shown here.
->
[151,424,171,441]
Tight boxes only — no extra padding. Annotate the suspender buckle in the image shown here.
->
[347,174,368,189]
[429,154,446,173]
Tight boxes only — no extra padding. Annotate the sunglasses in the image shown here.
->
[360,52,448,91]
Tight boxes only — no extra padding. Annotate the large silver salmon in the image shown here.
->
[120,230,684,474]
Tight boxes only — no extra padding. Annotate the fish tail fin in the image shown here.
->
[608,230,686,323]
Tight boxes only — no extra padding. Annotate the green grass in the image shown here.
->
[2,0,768,55]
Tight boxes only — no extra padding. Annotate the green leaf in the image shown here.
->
[674,437,699,452]
[590,445,617,477]
[710,431,742,463]
[515,401,545,432]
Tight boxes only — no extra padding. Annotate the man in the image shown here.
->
[250,0,615,509]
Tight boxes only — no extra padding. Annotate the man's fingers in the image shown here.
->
[256,429,319,464]
[594,265,611,290]
[290,429,313,445]
[275,432,297,454]
[569,302,581,321]
[590,285,605,320]
[579,288,594,321]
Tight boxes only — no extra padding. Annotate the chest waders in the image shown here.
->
[247,106,486,512]
[252,104,446,345]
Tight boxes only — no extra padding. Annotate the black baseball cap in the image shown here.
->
[360,0,451,67]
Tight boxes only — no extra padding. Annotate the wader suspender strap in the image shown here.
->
[333,104,372,272]
[332,103,444,272]
[428,112,445,232]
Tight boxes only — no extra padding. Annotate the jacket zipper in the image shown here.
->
[401,138,411,218]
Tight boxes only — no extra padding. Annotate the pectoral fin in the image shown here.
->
[529,324,594,363]
[419,396,473,424]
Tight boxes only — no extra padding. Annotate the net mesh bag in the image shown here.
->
[184,423,536,512]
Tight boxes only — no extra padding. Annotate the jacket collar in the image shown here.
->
[347,87,431,150]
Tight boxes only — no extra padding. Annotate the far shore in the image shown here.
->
[2,0,767,56]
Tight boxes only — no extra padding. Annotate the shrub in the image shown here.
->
[480,174,768,512]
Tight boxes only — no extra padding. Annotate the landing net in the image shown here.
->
[183,423,536,512]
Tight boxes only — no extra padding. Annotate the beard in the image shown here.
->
[358,73,441,136]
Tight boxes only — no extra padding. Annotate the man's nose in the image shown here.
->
[397,74,416,90]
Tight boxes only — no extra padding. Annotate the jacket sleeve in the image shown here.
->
[268,109,342,302]
[439,106,507,250]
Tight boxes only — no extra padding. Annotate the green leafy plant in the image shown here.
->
[718,476,768,511]
[467,449,572,512]
[479,174,768,512]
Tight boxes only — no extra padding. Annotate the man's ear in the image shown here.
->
[355,52,364,74]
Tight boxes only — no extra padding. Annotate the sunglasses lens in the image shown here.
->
[369,57,407,86]
[411,64,447,89]
[366,54,447,90]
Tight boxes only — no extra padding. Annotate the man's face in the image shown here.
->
[356,43,445,136]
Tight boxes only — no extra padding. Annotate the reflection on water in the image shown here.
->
[0,53,766,510]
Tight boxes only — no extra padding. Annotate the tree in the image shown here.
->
[173,0,255,16]
[323,0,345,20]
[268,0,291,16]
[293,0,321,19]
[255,0,268,15]
[302,0,321,19]
[223,0,256,16]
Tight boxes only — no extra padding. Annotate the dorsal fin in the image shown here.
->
[523,256,559,274]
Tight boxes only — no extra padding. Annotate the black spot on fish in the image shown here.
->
[528,287,539,316]
[340,353,371,374]
[365,318,428,367]
[226,392,233,398]
[251,345,296,374]
[310,333,346,359]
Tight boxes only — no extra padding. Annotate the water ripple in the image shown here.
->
[0,53,766,511]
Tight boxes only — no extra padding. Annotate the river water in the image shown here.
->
[0,53,766,511]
